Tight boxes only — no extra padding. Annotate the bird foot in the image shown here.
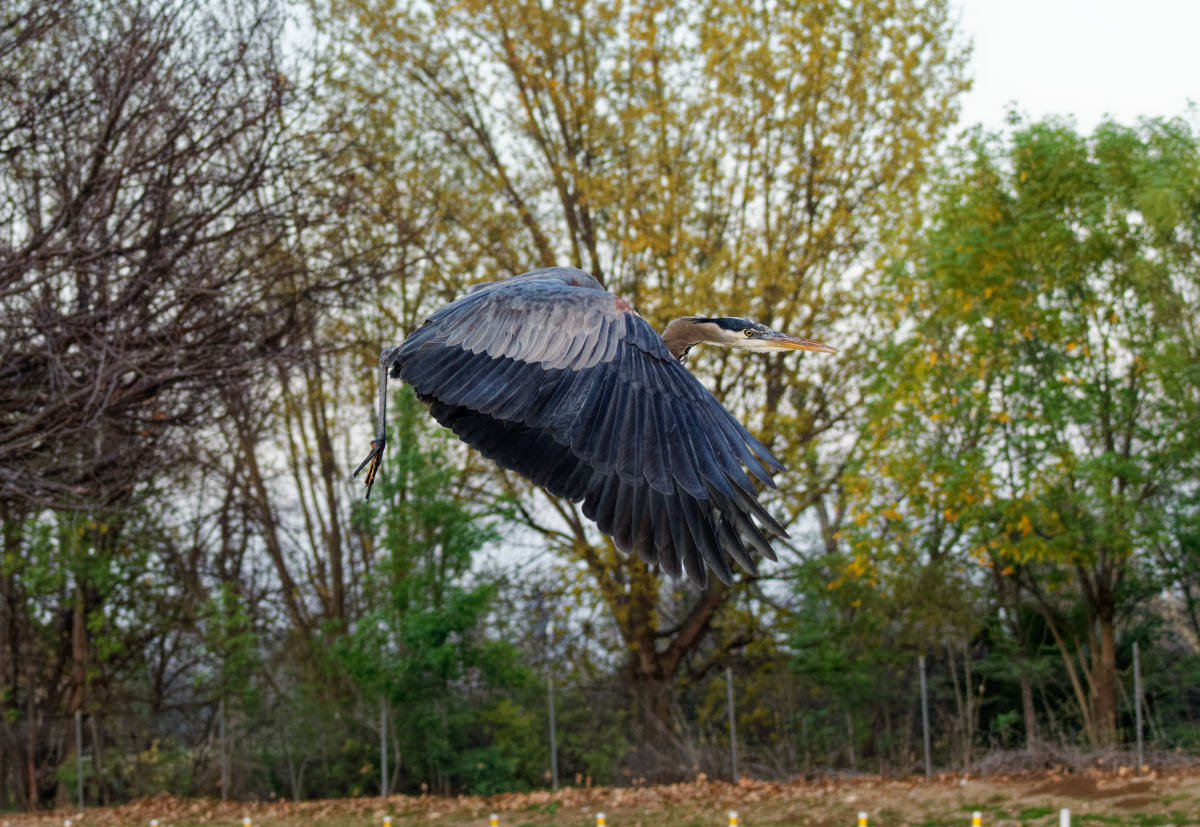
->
[352,436,386,499]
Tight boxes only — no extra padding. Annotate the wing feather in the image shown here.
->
[589,377,628,475]
[681,494,731,586]
[582,471,617,531]
[522,304,561,362]
[611,480,635,552]
[662,408,707,499]
[647,488,680,578]
[628,479,651,555]
[639,389,672,492]
[613,380,641,478]
[716,513,757,576]
[665,491,705,589]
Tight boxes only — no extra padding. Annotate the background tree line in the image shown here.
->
[0,0,1197,810]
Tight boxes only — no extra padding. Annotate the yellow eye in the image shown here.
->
[743,329,755,337]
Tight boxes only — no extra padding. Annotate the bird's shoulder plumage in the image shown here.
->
[389,267,787,587]
[416,266,665,369]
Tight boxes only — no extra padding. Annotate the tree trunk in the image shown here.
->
[844,709,856,770]
[1089,609,1119,747]
[24,662,34,811]
[1,514,22,809]
[1020,671,1039,752]
[628,670,681,778]
[567,520,731,780]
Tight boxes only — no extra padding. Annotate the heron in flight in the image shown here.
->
[354,267,834,588]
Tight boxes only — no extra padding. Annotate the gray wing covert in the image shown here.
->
[424,273,626,370]
[392,269,787,587]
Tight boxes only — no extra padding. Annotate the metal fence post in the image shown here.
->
[220,698,229,800]
[381,696,388,797]
[1133,641,1143,773]
[547,674,559,791]
[726,666,738,782]
[919,655,931,778]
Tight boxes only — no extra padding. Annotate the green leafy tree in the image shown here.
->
[788,551,983,769]
[338,388,535,795]
[854,116,1200,747]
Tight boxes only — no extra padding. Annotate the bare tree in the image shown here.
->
[0,0,365,807]
[0,0,325,510]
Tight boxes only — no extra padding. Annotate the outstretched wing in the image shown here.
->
[391,266,788,587]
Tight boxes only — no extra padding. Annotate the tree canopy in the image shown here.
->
[848,116,1200,747]
[315,0,968,767]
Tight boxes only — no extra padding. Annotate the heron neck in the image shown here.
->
[661,318,701,362]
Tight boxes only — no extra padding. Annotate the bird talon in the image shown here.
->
[353,438,385,499]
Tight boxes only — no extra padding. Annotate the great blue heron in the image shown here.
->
[354,266,834,587]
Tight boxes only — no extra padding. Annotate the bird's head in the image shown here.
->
[662,316,836,361]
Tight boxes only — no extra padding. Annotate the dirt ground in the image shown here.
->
[4,768,1200,826]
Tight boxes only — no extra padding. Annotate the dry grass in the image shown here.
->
[5,768,1200,826]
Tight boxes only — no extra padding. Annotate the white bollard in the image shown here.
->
[243,818,252,827]
[490,814,499,826]
[858,812,868,826]
[972,812,982,826]
[1059,808,1070,827]
[597,812,607,826]
[729,811,739,826]
[384,818,392,827]
[151,820,159,827]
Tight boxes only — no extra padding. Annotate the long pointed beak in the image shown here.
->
[761,330,837,353]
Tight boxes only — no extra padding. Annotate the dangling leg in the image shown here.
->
[352,347,397,499]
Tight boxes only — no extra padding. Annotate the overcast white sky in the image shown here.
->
[953,0,1199,134]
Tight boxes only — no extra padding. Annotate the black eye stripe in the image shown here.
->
[697,316,756,332]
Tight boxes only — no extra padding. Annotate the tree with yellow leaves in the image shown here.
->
[316,0,967,768]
